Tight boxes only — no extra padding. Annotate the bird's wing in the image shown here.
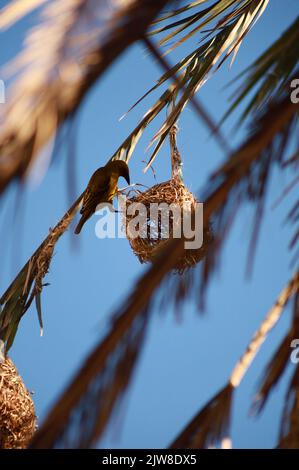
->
[80,168,110,214]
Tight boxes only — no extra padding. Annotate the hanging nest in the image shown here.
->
[124,177,213,273]
[0,357,36,448]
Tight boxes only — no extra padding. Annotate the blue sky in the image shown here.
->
[0,0,298,449]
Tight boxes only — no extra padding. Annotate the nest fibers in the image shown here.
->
[124,178,213,272]
[0,358,36,448]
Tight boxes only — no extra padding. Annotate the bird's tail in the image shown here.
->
[74,216,87,234]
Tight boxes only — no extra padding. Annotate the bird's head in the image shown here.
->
[106,160,130,185]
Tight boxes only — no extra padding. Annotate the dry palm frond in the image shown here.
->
[277,290,299,448]
[252,333,294,414]
[254,288,299,413]
[111,82,179,163]
[0,193,84,353]
[150,0,268,55]
[287,197,299,259]
[170,271,299,448]
[223,16,299,123]
[120,0,269,171]
[0,0,49,30]
[0,357,36,449]
[151,0,209,26]
[0,0,171,194]
[111,48,225,167]
[199,93,299,295]
[170,384,233,449]
[143,37,231,154]
[31,307,150,448]
[278,365,299,449]
[230,273,299,389]
[27,92,299,449]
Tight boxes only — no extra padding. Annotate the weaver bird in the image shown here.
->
[75,160,130,234]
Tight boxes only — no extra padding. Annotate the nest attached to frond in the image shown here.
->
[0,358,36,449]
[124,177,213,272]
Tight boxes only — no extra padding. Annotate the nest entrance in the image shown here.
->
[125,177,213,272]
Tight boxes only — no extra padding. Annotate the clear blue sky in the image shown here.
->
[0,0,298,449]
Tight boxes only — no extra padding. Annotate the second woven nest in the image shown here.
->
[125,177,213,272]
[0,357,36,449]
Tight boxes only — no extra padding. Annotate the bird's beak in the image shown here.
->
[125,173,130,185]
[116,161,130,185]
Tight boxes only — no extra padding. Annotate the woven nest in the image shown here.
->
[124,178,213,272]
[0,358,36,449]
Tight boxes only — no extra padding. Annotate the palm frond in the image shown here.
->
[170,271,299,448]
[287,197,299,259]
[123,0,269,170]
[151,0,208,25]
[111,83,180,163]
[230,273,299,389]
[0,0,171,194]
[200,93,299,295]
[30,235,186,448]
[31,306,150,448]
[223,15,299,123]
[254,289,299,414]
[0,0,49,30]
[143,37,230,153]
[150,0,268,56]
[0,193,84,353]
[170,385,233,449]
[279,364,299,448]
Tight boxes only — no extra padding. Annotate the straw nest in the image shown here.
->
[0,358,36,449]
[124,178,213,272]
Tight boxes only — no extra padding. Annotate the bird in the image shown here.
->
[75,160,130,234]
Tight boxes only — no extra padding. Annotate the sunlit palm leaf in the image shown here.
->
[126,0,270,170]
[0,0,49,30]
[150,0,268,56]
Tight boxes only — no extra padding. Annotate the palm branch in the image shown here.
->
[222,15,299,122]
[122,0,271,170]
